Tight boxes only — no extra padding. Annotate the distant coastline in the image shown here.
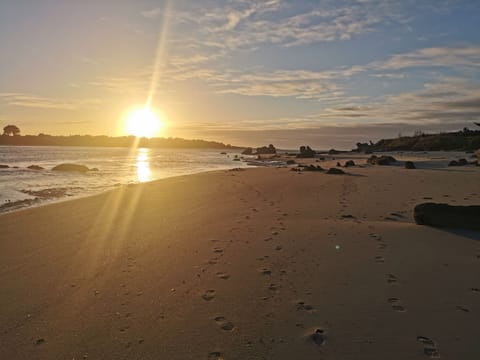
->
[0,134,239,149]
[355,127,480,152]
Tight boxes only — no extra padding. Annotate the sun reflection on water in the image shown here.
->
[136,148,151,183]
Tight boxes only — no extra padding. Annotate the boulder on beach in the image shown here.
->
[367,155,397,165]
[458,158,468,166]
[326,167,345,175]
[27,165,44,170]
[0,164,9,169]
[414,203,480,231]
[303,164,324,172]
[404,161,416,169]
[52,164,91,172]
[448,160,459,167]
[345,160,355,167]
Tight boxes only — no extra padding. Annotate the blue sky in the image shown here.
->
[1,0,479,148]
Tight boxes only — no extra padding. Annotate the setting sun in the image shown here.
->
[125,107,164,138]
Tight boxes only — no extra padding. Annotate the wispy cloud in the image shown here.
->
[373,46,480,71]
[0,93,102,110]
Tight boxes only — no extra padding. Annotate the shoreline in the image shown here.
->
[1,149,476,215]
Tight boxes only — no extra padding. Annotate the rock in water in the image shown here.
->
[345,160,355,167]
[414,203,480,231]
[52,164,90,172]
[27,165,44,170]
[404,161,416,169]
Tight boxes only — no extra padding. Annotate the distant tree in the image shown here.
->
[3,125,20,136]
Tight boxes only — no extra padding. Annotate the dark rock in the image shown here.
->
[404,161,416,169]
[448,160,459,167]
[256,144,276,155]
[414,203,480,231]
[241,147,253,155]
[326,168,345,175]
[345,160,355,167]
[0,164,9,169]
[296,145,316,158]
[458,158,468,166]
[367,155,397,165]
[328,149,340,155]
[286,160,296,165]
[27,165,44,170]
[52,164,90,172]
[303,165,324,172]
[336,162,341,167]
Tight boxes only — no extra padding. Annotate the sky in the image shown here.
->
[1,0,479,149]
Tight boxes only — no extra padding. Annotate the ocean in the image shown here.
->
[0,146,249,212]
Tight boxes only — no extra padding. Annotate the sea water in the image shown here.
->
[0,146,249,212]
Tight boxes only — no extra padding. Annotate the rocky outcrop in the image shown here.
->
[345,160,355,167]
[404,161,416,169]
[256,144,276,155]
[367,155,397,165]
[414,203,480,231]
[297,146,316,158]
[27,165,44,170]
[241,147,253,155]
[52,164,91,172]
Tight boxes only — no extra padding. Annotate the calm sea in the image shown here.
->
[0,146,249,212]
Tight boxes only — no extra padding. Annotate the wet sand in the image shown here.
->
[1,156,479,359]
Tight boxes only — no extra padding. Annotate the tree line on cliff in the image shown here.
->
[355,125,480,152]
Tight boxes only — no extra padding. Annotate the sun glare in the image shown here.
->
[125,107,164,138]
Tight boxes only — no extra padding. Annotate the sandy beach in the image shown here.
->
[1,156,479,360]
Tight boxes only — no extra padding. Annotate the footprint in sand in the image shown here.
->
[417,336,440,358]
[310,328,327,346]
[386,274,398,284]
[259,268,272,276]
[202,289,216,301]
[296,301,315,312]
[213,247,224,254]
[208,351,224,360]
[269,283,280,291]
[216,272,230,280]
[214,316,235,331]
[388,298,406,312]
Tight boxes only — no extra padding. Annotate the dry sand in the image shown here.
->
[1,156,479,359]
